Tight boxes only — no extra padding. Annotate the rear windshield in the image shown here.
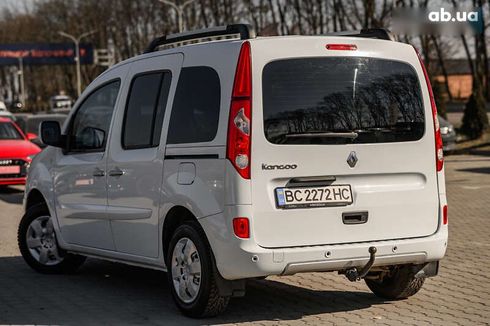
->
[262,57,425,145]
[0,122,22,140]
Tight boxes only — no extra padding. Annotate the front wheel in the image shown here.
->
[18,204,86,274]
[365,264,426,300]
[167,221,229,318]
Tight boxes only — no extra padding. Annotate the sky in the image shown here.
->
[0,0,35,13]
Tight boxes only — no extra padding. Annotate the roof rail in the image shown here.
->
[144,24,256,53]
[324,28,397,41]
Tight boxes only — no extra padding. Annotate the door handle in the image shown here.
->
[93,168,105,177]
[342,211,368,225]
[108,167,125,177]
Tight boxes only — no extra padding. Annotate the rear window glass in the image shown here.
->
[262,57,425,145]
[167,66,220,144]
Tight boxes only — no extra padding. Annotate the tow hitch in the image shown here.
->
[345,246,377,282]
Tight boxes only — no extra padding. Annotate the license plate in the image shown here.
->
[275,185,353,209]
[0,165,20,175]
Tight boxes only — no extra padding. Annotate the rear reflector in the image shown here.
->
[326,44,357,51]
[443,205,448,225]
[233,217,250,238]
[414,46,444,172]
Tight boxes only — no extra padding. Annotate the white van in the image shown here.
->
[19,25,448,318]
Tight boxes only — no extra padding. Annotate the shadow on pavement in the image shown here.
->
[469,149,490,157]
[0,186,24,205]
[0,256,382,325]
[457,167,490,175]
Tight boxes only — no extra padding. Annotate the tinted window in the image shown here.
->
[123,72,171,149]
[263,57,424,145]
[0,122,22,140]
[70,80,120,151]
[167,66,220,144]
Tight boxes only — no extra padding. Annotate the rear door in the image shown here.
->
[250,38,439,248]
[106,53,182,258]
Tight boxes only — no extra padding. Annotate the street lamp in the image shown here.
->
[17,57,25,109]
[58,30,96,97]
[158,0,196,33]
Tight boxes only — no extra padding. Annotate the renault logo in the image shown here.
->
[347,151,358,168]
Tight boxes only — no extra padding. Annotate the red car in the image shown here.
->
[0,117,41,186]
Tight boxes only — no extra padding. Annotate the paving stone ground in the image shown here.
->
[0,153,489,325]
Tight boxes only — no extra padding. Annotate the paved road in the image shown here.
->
[0,153,489,325]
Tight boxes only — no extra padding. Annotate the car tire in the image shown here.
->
[167,220,229,318]
[365,265,425,300]
[18,203,86,274]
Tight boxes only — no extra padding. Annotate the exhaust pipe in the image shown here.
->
[345,246,377,282]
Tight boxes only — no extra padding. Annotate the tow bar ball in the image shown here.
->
[345,246,377,282]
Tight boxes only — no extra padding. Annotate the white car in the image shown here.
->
[19,25,448,318]
[0,101,7,111]
[0,108,16,122]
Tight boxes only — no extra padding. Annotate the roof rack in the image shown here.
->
[324,28,397,41]
[144,24,256,53]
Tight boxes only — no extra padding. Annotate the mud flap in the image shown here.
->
[210,252,246,297]
[213,265,246,297]
[414,261,439,279]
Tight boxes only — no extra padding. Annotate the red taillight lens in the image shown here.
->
[232,42,252,98]
[326,44,357,51]
[414,46,444,172]
[233,217,250,239]
[443,205,448,225]
[227,41,252,179]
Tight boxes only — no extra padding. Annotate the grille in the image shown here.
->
[0,159,27,179]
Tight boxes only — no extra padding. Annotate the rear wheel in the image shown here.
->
[18,204,85,274]
[365,265,425,300]
[167,221,229,318]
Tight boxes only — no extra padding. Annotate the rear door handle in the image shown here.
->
[108,168,124,177]
[93,168,105,177]
[342,211,368,225]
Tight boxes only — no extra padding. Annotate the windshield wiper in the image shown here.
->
[285,132,359,139]
[353,126,411,133]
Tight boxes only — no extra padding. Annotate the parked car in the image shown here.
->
[12,113,32,134]
[438,115,456,152]
[18,25,448,318]
[0,109,16,122]
[49,95,72,114]
[0,101,7,112]
[0,117,41,186]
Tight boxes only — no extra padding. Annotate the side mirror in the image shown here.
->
[40,121,64,148]
[26,132,38,141]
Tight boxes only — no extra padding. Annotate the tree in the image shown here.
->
[455,0,489,138]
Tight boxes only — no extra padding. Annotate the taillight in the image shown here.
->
[326,44,357,51]
[233,217,250,239]
[414,46,444,172]
[227,41,252,179]
[443,205,448,225]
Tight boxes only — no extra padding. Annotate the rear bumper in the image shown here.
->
[0,177,26,186]
[200,212,448,280]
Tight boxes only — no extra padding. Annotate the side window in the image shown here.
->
[167,66,220,144]
[122,71,172,149]
[70,80,120,152]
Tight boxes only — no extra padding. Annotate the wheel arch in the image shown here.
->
[161,205,244,299]
[162,205,199,261]
[25,188,48,211]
